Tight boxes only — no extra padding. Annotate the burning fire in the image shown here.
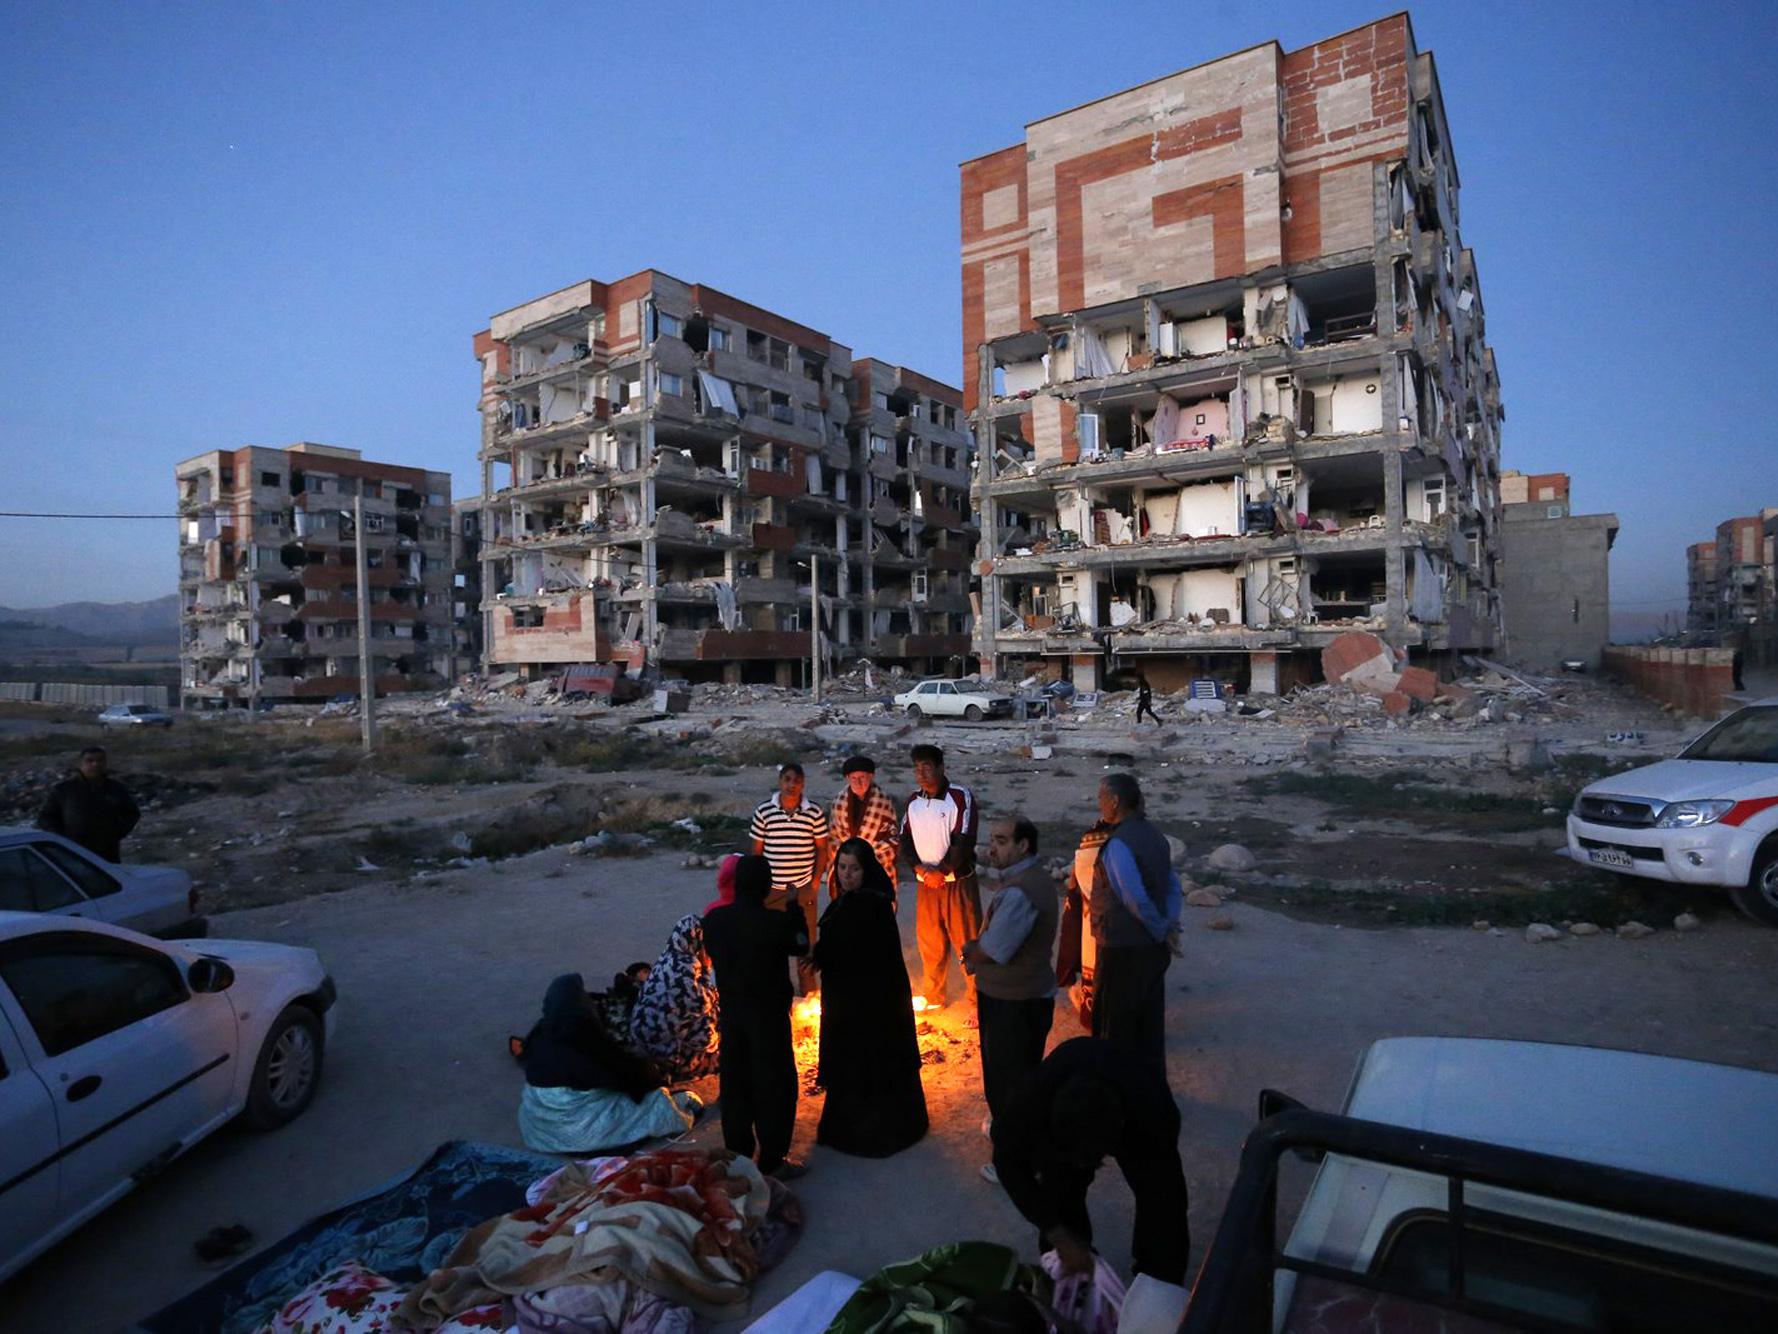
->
[792,995,822,1026]
[911,995,931,1013]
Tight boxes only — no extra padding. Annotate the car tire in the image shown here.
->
[906,704,922,718]
[965,704,983,721]
[244,1004,324,1130]
[1729,841,1778,927]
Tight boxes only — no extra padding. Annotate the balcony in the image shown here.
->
[659,628,810,662]
[745,468,804,499]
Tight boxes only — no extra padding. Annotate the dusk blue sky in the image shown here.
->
[2,1,1773,631]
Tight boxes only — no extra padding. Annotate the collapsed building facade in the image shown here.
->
[176,443,453,707]
[1686,510,1778,659]
[962,14,1504,692]
[473,273,974,683]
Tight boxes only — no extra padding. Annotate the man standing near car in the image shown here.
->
[750,762,830,993]
[902,743,981,1014]
[38,746,139,864]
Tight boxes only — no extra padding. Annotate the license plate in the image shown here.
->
[1588,848,1634,870]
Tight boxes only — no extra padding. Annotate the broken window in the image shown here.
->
[709,325,730,352]
[260,471,280,488]
[657,311,683,340]
[746,330,767,360]
[511,605,544,628]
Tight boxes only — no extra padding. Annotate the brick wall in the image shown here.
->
[1602,646,1737,717]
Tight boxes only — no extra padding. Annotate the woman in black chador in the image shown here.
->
[812,837,929,1156]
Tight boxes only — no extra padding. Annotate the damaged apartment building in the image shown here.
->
[176,444,453,707]
[962,13,1504,692]
[473,272,975,683]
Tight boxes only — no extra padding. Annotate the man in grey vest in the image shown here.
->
[964,815,1059,1184]
[1087,773,1181,1070]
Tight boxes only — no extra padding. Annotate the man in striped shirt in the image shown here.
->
[750,762,831,991]
[901,743,981,1011]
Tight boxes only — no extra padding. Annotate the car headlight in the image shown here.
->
[1655,800,1735,828]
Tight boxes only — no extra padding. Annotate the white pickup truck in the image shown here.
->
[1565,697,1778,925]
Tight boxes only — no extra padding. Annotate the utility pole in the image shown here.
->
[354,480,378,753]
[810,551,822,704]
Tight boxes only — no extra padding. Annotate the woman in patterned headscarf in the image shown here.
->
[629,913,721,1081]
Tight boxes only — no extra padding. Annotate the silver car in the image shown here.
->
[0,828,204,938]
[96,703,173,728]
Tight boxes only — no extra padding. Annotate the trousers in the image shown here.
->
[977,992,1055,1122]
[766,880,820,994]
[915,875,982,1008]
[1091,941,1170,1071]
[1038,1147,1191,1283]
[717,998,797,1173]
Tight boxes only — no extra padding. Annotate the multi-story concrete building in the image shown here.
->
[1686,541,1719,638]
[962,14,1503,693]
[451,495,485,671]
[1713,512,1777,633]
[1496,470,1617,671]
[472,272,974,683]
[176,443,452,708]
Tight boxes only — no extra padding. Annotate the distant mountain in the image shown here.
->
[0,595,179,644]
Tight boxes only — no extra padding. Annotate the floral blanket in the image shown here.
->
[132,1141,560,1334]
[398,1149,782,1328]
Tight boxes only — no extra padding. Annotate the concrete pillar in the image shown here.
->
[974,343,1000,679]
[774,659,795,688]
[1250,650,1281,695]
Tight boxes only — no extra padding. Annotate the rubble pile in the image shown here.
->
[0,766,212,824]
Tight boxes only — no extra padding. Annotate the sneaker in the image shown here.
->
[768,1159,809,1182]
[979,1163,999,1185]
[981,1114,992,1138]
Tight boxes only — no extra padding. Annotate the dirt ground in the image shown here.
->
[2,678,1771,1328]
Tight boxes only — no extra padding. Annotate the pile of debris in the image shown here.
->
[0,766,213,824]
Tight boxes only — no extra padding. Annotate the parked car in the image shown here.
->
[892,678,1014,721]
[96,703,172,728]
[0,828,205,938]
[1182,1037,1778,1331]
[0,912,336,1282]
[1566,697,1778,925]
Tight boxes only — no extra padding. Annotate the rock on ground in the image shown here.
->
[1185,889,1223,909]
[1206,843,1257,873]
[1525,923,1563,943]
[1205,914,1235,931]
[1616,921,1655,940]
[1166,834,1189,868]
[1674,912,1701,933]
[1569,922,1601,937]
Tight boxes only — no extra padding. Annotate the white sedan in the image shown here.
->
[0,828,205,938]
[0,913,336,1282]
[96,704,173,728]
[893,679,1014,721]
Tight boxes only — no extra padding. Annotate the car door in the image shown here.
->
[0,931,238,1234]
[936,682,960,716]
[0,1002,59,1281]
[0,846,89,918]
[29,842,136,930]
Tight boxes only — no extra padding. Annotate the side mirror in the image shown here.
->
[188,957,235,993]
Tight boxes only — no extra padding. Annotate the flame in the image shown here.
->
[911,995,931,1013]
[792,995,822,1023]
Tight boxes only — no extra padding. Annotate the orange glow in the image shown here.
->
[911,995,931,1012]
[792,995,822,1025]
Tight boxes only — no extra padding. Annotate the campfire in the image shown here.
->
[791,993,957,1091]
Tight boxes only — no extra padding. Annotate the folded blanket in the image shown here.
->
[397,1150,771,1328]
[518,1085,695,1155]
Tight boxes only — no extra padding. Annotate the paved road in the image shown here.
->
[4,849,1775,1331]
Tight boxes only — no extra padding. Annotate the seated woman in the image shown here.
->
[628,913,721,1081]
[811,837,928,1157]
[518,973,698,1154]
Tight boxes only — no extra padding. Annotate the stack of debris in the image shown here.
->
[1319,631,1479,720]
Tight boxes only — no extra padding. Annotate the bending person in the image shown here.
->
[518,973,697,1153]
[812,838,928,1157]
[629,913,721,1081]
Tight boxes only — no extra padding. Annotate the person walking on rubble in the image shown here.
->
[1087,773,1182,1071]
[901,743,982,1014]
[827,754,898,902]
[702,854,809,1180]
[1134,672,1161,726]
[38,746,140,863]
[750,761,830,993]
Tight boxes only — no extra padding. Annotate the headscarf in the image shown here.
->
[704,853,740,916]
[832,836,896,900]
[628,914,720,1080]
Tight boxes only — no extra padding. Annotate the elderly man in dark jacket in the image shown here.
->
[38,747,140,862]
[1088,772,1181,1070]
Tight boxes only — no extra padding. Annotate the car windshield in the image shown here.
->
[1680,706,1778,763]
